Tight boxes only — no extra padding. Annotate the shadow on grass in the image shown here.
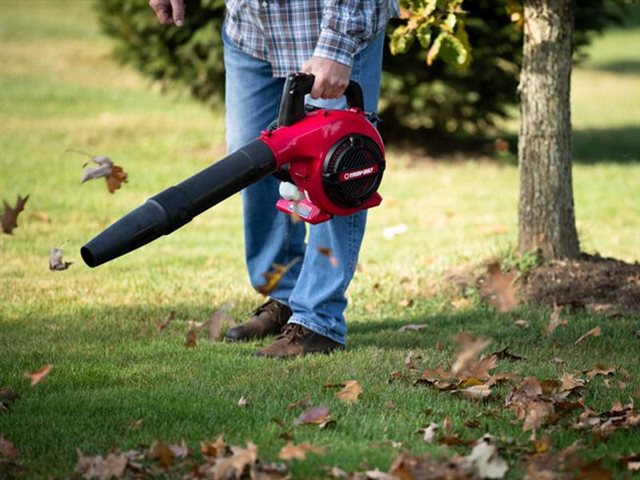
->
[585,59,640,75]
[573,126,640,164]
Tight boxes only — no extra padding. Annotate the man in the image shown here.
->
[150,0,398,358]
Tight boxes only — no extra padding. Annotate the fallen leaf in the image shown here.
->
[443,416,453,431]
[49,247,73,271]
[453,383,493,400]
[209,442,257,479]
[74,449,129,480]
[317,246,338,267]
[466,434,509,479]
[382,224,408,239]
[513,319,529,329]
[583,363,616,378]
[491,347,524,362]
[238,396,249,407]
[560,372,586,392]
[575,325,602,345]
[398,323,428,332]
[24,364,52,386]
[404,351,420,370]
[126,419,142,430]
[157,311,176,332]
[0,435,19,459]
[2,194,29,234]
[200,435,226,458]
[169,441,188,459]
[257,257,301,296]
[417,423,439,443]
[544,304,567,335]
[336,380,363,404]
[278,441,325,461]
[295,406,332,427]
[0,388,19,412]
[149,441,175,468]
[477,263,519,312]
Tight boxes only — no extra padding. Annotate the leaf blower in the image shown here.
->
[80,73,386,268]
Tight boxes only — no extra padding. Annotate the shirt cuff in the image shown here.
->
[313,28,360,68]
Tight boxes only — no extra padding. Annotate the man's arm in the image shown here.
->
[304,1,376,100]
[149,0,185,26]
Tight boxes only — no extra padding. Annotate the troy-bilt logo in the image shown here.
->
[339,164,379,182]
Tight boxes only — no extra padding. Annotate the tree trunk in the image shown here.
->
[518,0,580,260]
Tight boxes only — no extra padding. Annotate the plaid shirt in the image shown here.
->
[224,0,399,77]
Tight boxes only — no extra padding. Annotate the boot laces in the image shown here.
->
[279,323,308,342]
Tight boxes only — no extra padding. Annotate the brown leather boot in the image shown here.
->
[255,323,343,359]
[224,300,292,342]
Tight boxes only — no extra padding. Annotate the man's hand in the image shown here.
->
[302,57,352,100]
[149,0,185,26]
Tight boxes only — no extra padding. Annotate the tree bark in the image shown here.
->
[518,0,580,260]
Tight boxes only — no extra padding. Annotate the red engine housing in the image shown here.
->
[260,107,385,224]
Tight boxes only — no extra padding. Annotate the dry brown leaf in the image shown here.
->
[544,304,567,335]
[583,363,616,378]
[74,449,129,480]
[24,364,52,386]
[295,405,332,427]
[257,257,301,296]
[491,347,523,362]
[560,372,586,392]
[0,387,19,412]
[80,155,128,194]
[200,435,226,458]
[237,396,249,407]
[336,380,362,403]
[452,383,493,400]
[317,246,338,267]
[157,311,176,332]
[575,325,602,345]
[0,435,19,459]
[49,247,73,271]
[477,263,519,312]
[169,441,188,459]
[106,165,128,193]
[513,319,529,329]
[2,194,29,234]
[210,442,258,479]
[442,416,453,432]
[149,441,175,468]
[278,441,326,461]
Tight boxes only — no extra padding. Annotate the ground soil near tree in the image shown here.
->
[522,254,640,316]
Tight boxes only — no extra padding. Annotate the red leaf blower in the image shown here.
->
[80,73,386,268]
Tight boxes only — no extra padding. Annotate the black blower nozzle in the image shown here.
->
[81,140,276,268]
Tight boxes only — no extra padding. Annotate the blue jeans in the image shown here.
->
[224,33,384,345]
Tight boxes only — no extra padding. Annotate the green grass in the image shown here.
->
[1,1,639,478]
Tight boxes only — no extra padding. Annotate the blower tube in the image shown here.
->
[81,140,276,268]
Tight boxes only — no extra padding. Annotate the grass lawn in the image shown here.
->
[1,1,639,478]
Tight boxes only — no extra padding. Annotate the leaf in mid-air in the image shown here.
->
[49,247,73,271]
[2,194,29,234]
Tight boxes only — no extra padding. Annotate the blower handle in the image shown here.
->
[277,72,365,127]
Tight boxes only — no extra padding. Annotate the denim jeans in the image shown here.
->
[223,32,384,345]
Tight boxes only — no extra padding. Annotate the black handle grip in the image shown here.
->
[277,73,365,127]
